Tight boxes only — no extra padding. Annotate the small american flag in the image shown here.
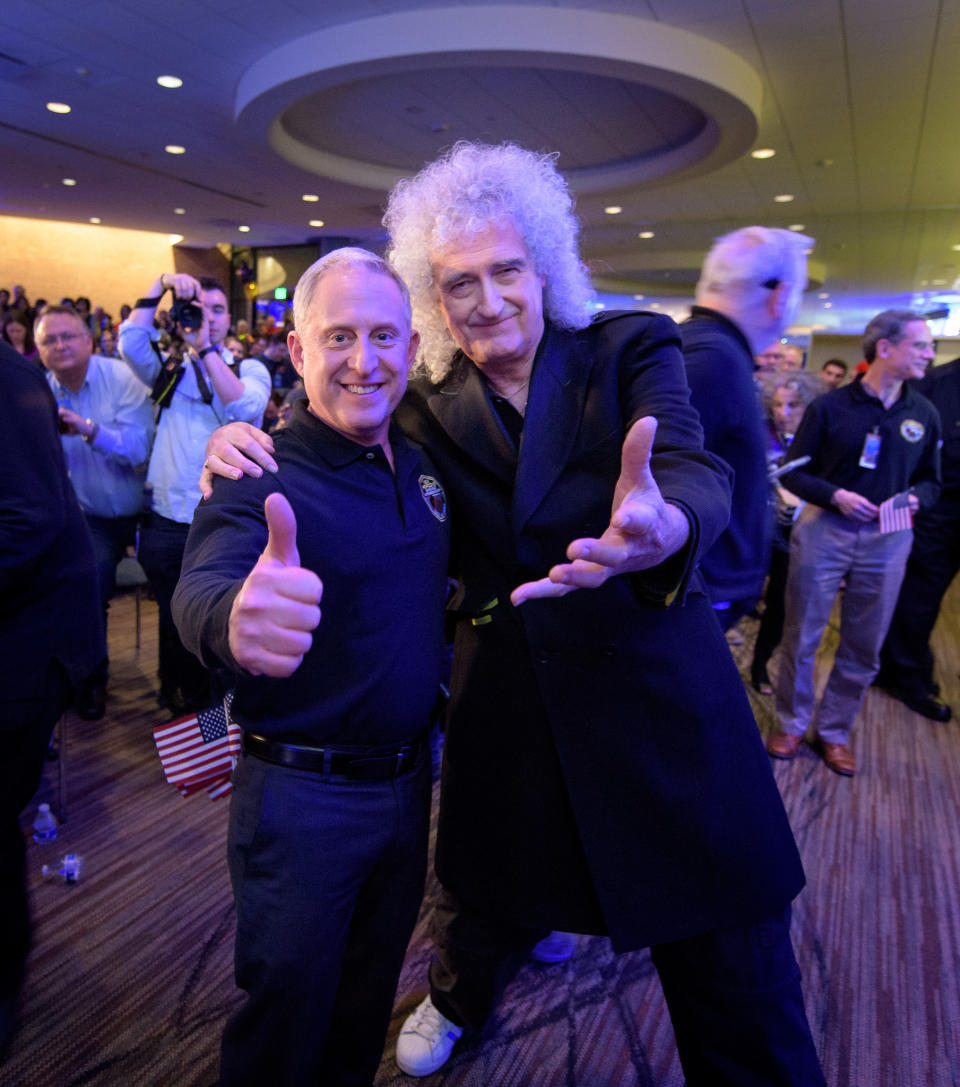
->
[153,692,241,801]
[879,491,914,534]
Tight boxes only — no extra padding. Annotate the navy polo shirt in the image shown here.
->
[781,374,941,511]
[175,400,450,747]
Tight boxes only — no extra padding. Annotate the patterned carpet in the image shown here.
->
[5,584,960,1086]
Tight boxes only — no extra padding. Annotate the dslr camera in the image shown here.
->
[170,294,204,331]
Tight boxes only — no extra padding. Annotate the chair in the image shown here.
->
[114,553,149,649]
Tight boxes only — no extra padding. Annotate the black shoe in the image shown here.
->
[76,682,106,721]
[891,689,952,722]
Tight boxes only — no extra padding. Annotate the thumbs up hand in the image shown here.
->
[228,493,323,676]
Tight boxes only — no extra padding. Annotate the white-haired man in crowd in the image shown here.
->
[681,226,813,630]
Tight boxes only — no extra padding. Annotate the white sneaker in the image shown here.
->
[529,931,578,963]
[396,994,464,1076]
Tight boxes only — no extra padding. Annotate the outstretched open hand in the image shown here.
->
[510,417,690,605]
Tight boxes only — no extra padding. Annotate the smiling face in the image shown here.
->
[430,219,546,378]
[878,320,935,382]
[288,265,418,450]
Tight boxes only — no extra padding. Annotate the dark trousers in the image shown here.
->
[752,546,790,683]
[82,512,138,685]
[221,746,431,1087]
[429,895,825,1087]
[138,512,211,709]
[880,504,960,697]
[0,661,72,1053]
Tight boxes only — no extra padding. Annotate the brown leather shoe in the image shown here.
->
[821,741,855,776]
[766,731,802,759]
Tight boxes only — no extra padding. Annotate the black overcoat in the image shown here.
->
[396,313,805,953]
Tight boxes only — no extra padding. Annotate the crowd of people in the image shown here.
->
[3,140,958,1085]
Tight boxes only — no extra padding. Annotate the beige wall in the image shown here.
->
[0,217,229,321]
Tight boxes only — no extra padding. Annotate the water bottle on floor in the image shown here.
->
[41,854,84,884]
[32,802,58,844]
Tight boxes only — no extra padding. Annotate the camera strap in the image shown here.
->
[151,349,242,416]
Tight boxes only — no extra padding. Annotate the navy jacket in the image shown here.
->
[681,306,772,606]
[0,342,102,703]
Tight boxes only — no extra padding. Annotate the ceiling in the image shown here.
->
[3,0,960,335]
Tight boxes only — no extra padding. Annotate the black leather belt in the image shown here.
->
[243,732,422,780]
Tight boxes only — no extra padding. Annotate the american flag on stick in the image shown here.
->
[153,692,240,800]
[878,491,914,535]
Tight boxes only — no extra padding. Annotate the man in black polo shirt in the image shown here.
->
[171,249,449,1086]
[767,309,941,775]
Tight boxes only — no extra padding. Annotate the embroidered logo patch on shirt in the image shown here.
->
[900,419,925,443]
[419,474,448,522]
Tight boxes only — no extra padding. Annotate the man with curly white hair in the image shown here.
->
[202,141,824,1086]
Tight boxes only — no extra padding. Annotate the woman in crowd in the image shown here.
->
[1,311,39,364]
[751,369,824,694]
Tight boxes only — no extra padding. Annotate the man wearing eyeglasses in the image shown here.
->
[119,275,270,714]
[681,227,813,631]
[767,310,942,775]
[36,305,154,720]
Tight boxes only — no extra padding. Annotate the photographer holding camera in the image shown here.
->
[119,273,270,714]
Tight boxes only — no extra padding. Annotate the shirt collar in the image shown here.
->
[285,398,407,469]
[684,305,755,358]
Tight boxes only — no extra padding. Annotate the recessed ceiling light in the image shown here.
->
[751,148,776,159]
[823,302,832,308]
[308,219,325,228]
[164,144,186,155]
[818,292,830,299]
[46,101,71,114]
[604,206,623,215]
[89,217,101,224]
[788,224,806,231]
[156,75,183,89]
[302,194,320,202]
[774,194,794,203]
[649,301,660,308]
[62,178,76,186]
[174,207,186,215]
[238,225,250,233]
[638,231,655,239]
[633,294,645,301]
[952,244,960,251]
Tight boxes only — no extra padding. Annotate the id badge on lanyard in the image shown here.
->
[859,427,881,469]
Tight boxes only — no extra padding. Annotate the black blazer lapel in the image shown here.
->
[424,357,516,486]
[513,324,592,535]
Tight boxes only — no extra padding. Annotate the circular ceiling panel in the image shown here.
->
[236,6,762,194]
